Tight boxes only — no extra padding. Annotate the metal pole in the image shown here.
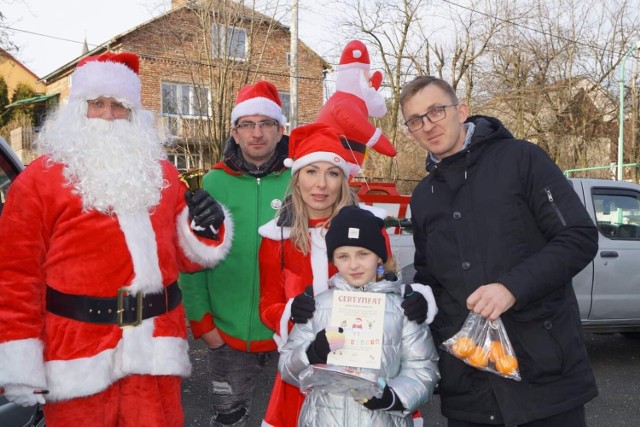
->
[290,0,299,129]
[617,41,640,181]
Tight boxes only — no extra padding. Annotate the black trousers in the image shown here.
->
[448,404,586,427]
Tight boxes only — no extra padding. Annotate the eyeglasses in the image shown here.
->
[404,104,458,132]
[87,98,131,118]
[235,120,279,131]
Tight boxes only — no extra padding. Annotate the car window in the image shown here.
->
[592,189,640,240]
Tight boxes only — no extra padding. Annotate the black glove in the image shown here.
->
[382,271,398,281]
[401,284,427,324]
[291,286,315,324]
[362,385,404,411]
[306,328,343,365]
[185,189,225,240]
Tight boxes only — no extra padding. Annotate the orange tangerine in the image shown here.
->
[495,354,519,375]
[489,340,505,363]
[466,346,489,368]
[451,336,476,358]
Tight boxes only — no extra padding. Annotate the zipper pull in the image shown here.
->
[257,177,261,186]
[545,188,553,202]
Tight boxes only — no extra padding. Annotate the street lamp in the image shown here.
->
[617,40,640,181]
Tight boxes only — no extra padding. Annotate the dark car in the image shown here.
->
[0,136,45,426]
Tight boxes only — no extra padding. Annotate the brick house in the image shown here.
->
[31,0,329,170]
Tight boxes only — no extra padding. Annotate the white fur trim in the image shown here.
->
[69,60,141,108]
[231,97,286,125]
[258,218,291,241]
[261,421,275,427]
[0,338,46,388]
[177,205,234,268]
[273,298,294,352]
[336,62,369,72]
[290,151,350,178]
[310,228,330,297]
[367,127,383,148]
[402,283,438,324]
[44,319,190,401]
[348,162,363,177]
[120,318,191,375]
[359,203,387,219]
[117,211,163,295]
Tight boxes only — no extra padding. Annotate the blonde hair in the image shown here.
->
[284,170,358,255]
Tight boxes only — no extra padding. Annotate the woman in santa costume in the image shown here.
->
[258,123,437,426]
[0,52,232,426]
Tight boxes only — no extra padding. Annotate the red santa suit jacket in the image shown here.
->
[0,157,233,402]
[258,218,336,427]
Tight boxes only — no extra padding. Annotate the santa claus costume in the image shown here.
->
[315,40,397,175]
[0,52,232,426]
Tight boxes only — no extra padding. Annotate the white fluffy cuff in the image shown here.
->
[0,338,46,388]
[177,205,234,268]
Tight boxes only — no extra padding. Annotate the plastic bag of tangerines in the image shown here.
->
[442,311,521,381]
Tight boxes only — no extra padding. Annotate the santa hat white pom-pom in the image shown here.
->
[283,158,294,168]
[353,49,362,59]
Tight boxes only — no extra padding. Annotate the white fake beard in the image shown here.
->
[336,68,387,118]
[37,103,167,215]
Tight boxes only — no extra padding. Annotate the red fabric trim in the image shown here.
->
[212,161,243,176]
[189,313,215,339]
[218,329,277,353]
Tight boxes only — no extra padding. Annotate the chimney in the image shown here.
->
[171,0,193,9]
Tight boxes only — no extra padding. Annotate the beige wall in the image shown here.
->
[0,51,46,98]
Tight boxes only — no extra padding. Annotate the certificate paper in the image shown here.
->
[327,290,386,369]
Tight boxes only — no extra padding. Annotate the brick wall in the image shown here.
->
[41,5,327,167]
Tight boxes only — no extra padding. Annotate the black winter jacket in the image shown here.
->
[411,115,598,425]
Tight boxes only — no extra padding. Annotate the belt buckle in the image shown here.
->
[117,287,143,327]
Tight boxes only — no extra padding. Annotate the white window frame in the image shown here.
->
[212,24,247,60]
[278,90,291,126]
[161,82,210,139]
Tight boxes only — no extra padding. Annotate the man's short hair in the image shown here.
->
[399,76,459,114]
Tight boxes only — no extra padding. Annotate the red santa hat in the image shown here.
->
[337,40,370,72]
[69,52,141,109]
[231,80,287,125]
[284,123,354,177]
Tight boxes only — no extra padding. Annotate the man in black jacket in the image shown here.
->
[400,75,598,426]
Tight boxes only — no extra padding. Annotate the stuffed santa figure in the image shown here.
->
[315,40,397,176]
[0,52,232,426]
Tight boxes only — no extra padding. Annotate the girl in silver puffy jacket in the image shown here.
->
[278,206,440,426]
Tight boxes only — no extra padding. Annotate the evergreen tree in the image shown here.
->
[10,83,37,127]
[0,77,10,127]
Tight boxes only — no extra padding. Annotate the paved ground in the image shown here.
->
[183,332,640,426]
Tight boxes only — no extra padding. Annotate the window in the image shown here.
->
[167,153,188,172]
[162,83,209,117]
[279,91,291,124]
[161,83,210,138]
[592,189,640,239]
[212,24,247,60]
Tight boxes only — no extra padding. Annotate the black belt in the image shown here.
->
[341,138,367,154]
[46,282,181,327]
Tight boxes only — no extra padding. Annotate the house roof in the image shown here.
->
[41,2,330,83]
[5,92,58,109]
[0,47,42,81]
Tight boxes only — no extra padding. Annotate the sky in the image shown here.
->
[1,0,337,78]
